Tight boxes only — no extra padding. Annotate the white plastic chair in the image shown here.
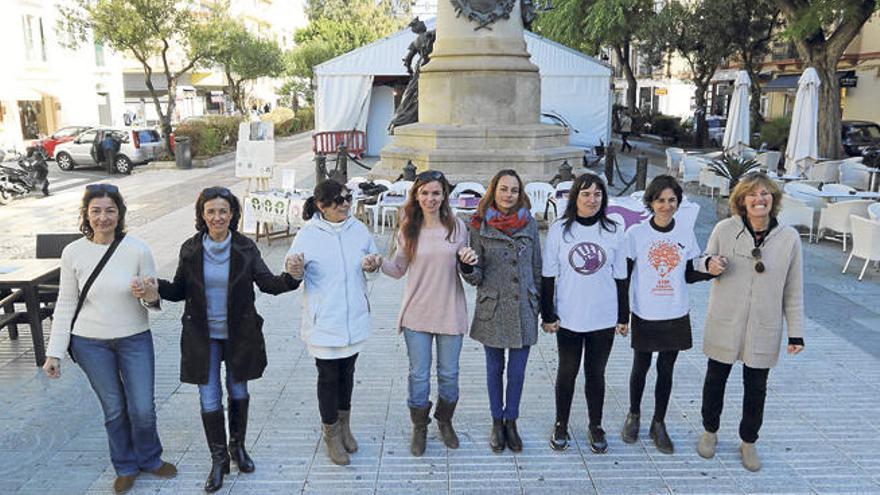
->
[698,167,729,198]
[779,194,815,242]
[817,199,873,251]
[379,181,413,233]
[525,182,555,221]
[805,159,842,184]
[784,182,827,213]
[843,216,880,280]
[869,202,880,221]
[821,183,859,202]
[450,182,486,198]
[755,151,781,172]
[839,160,871,190]
[553,181,573,216]
[680,155,706,184]
[666,147,685,175]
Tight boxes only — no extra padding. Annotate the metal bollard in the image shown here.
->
[635,154,648,191]
[403,160,416,181]
[333,144,349,184]
[604,144,615,186]
[314,154,327,184]
[558,160,573,182]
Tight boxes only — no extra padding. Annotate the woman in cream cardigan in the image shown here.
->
[694,173,804,472]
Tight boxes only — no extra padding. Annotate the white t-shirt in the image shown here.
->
[542,219,627,333]
[626,219,700,320]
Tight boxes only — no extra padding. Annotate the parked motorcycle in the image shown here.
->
[0,147,50,205]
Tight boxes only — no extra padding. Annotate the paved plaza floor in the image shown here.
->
[1,138,879,494]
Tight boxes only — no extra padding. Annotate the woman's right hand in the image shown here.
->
[286,253,305,280]
[43,357,61,379]
[707,255,728,276]
[542,320,560,333]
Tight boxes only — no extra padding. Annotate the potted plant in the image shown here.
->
[707,153,760,219]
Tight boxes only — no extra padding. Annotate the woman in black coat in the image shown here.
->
[139,186,298,492]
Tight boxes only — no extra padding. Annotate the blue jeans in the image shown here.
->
[198,339,249,412]
[70,330,163,476]
[484,345,531,420]
[403,328,463,408]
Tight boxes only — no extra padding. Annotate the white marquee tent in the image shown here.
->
[314,19,613,156]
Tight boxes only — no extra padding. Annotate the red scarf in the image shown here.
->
[470,206,530,236]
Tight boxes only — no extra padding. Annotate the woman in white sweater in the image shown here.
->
[42,184,176,494]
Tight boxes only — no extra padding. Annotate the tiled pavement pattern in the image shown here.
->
[1,139,879,494]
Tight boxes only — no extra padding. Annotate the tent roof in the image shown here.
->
[314,18,611,78]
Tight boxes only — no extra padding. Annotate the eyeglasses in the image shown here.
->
[751,247,765,273]
[203,186,233,199]
[85,183,119,194]
[332,193,353,205]
[416,170,445,182]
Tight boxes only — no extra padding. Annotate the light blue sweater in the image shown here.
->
[203,232,231,339]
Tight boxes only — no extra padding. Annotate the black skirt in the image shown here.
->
[630,313,693,352]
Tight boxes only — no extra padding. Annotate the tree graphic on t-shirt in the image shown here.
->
[647,240,681,295]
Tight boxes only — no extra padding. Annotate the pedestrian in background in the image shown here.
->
[286,179,381,466]
[620,175,714,454]
[542,173,628,454]
[462,169,541,453]
[382,170,477,457]
[136,186,299,492]
[101,130,121,175]
[620,111,633,153]
[43,184,177,494]
[694,173,804,472]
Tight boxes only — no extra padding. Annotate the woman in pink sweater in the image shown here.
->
[382,170,477,457]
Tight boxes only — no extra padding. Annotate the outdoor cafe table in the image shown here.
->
[801,190,880,201]
[0,258,61,366]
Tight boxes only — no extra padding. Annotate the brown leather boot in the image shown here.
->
[337,409,358,453]
[322,421,350,466]
[409,402,432,456]
[112,474,137,494]
[434,398,460,449]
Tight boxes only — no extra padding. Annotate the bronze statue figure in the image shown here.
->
[388,18,436,134]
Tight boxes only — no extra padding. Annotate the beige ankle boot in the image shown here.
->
[337,410,358,453]
[740,441,761,472]
[697,431,717,459]
[322,421,350,466]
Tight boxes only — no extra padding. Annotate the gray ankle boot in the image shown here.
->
[740,441,761,471]
[337,410,358,453]
[697,431,717,459]
[322,421,350,466]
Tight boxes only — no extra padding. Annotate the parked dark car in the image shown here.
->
[541,111,603,167]
[842,120,880,157]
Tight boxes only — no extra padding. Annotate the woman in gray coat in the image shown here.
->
[463,169,541,453]
[694,173,804,472]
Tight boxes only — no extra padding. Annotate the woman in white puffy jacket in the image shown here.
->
[286,179,381,466]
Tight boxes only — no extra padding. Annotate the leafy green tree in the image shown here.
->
[774,0,878,158]
[201,20,285,114]
[533,0,653,111]
[60,0,223,153]
[726,0,781,128]
[643,0,736,146]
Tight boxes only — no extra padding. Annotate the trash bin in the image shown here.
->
[174,136,192,169]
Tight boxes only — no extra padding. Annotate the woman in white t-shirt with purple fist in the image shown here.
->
[620,175,714,454]
[541,173,628,454]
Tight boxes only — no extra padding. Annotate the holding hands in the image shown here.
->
[457,246,478,266]
[286,253,305,280]
[541,319,560,333]
[616,323,629,337]
[130,276,159,303]
[362,253,383,272]
[707,255,728,276]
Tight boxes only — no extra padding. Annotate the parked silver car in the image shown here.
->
[54,127,163,174]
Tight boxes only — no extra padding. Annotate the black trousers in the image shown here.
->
[621,132,633,152]
[315,354,358,425]
[629,350,679,422]
[701,358,770,443]
[555,327,615,428]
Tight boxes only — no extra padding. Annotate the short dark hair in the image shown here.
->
[79,184,127,240]
[195,186,241,233]
[643,175,683,212]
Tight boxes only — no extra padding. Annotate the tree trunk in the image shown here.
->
[142,67,174,156]
[163,80,178,156]
[741,57,764,129]
[614,44,638,111]
[814,59,843,159]
[693,81,709,147]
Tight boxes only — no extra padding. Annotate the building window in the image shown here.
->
[95,41,105,66]
[22,15,47,62]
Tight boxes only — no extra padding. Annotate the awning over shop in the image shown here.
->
[763,71,858,92]
[123,72,192,94]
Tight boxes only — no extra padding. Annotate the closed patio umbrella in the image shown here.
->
[722,71,751,155]
[785,68,821,176]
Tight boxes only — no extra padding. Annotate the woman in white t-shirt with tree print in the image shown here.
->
[619,175,714,455]
[541,173,629,454]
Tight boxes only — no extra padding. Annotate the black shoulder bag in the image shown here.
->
[67,234,125,362]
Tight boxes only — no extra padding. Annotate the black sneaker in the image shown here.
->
[588,425,608,454]
[549,422,570,451]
